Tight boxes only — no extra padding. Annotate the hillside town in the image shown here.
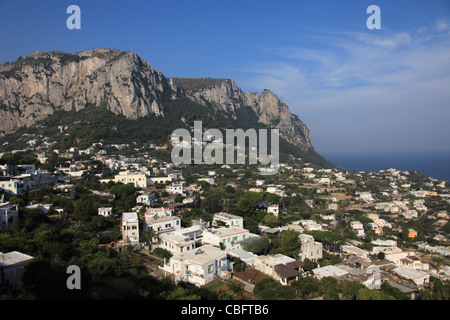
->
[0,141,449,300]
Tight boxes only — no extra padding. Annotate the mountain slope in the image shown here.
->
[171,78,313,152]
[0,48,175,135]
[0,49,334,168]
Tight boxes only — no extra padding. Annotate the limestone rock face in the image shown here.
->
[0,48,175,135]
[0,49,313,153]
[172,78,313,152]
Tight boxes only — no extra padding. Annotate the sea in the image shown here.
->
[321,151,450,182]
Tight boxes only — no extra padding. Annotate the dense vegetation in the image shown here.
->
[0,90,334,168]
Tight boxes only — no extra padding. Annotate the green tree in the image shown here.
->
[243,217,258,234]
[339,281,364,300]
[201,192,223,214]
[319,277,339,300]
[240,236,270,255]
[291,277,319,299]
[164,287,202,300]
[153,248,173,260]
[302,258,318,273]
[280,229,301,256]
[254,278,296,300]
[380,282,408,300]
[356,287,396,300]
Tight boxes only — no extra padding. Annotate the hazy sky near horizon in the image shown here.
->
[0,0,449,154]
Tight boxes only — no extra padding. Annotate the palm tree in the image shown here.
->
[142,228,156,250]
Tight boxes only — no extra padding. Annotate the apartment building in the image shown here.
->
[299,234,323,262]
[202,227,250,249]
[0,202,19,230]
[121,212,139,245]
[212,212,244,228]
[160,245,230,286]
[111,170,152,188]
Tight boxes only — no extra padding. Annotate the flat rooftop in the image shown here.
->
[181,245,226,264]
[0,251,34,268]
[313,265,349,278]
[214,212,242,220]
[209,227,248,237]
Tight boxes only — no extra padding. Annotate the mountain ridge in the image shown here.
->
[171,77,313,152]
[0,49,334,168]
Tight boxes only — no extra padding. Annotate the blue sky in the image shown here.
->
[0,0,449,154]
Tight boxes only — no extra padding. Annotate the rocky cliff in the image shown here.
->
[0,48,176,135]
[0,49,318,156]
[171,78,314,152]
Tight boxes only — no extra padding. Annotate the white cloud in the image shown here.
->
[239,21,450,152]
[435,19,450,32]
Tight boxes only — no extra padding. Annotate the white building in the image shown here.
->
[202,227,250,250]
[98,207,113,217]
[384,250,416,266]
[25,203,54,214]
[198,177,215,185]
[108,170,152,188]
[356,192,375,203]
[136,193,156,206]
[371,239,397,247]
[56,165,87,178]
[255,180,265,187]
[175,226,203,242]
[158,232,196,256]
[228,249,256,266]
[342,245,371,259]
[312,265,349,280]
[149,176,172,184]
[254,254,302,285]
[0,202,19,230]
[144,207,181,234]
[393,267,430,287]
[212,212,244,228]
[402,210,418,219]
[315,177,331,185]
[160,244,230,286]
[267,204,280,217]
[0,179,24,195]
[0,251,34,288]
[121,212,139,245]
[299,234,323,262]
[167,183,185,195]
[300,219,323,231]
[328,203,339,211]
[266,185,286,197]
[350,221,365,238]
